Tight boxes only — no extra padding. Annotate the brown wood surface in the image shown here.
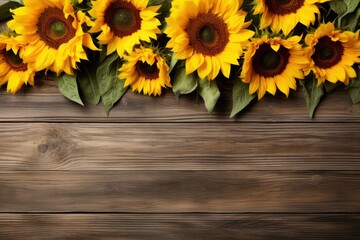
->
[1,0,360,237]
[0,123,359,171]
[0,214,359,240]
[0,81,359,123]
[0,171,360,213]
[1,85,359,238]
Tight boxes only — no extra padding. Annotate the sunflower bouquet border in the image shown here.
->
[0,0,359,118]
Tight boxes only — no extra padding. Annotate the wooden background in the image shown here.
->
[1,1,360,238]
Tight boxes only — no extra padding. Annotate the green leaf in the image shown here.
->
[71,0,92,11]
[197,78,220,113]
[342,0,359,14]
[0,1,21,22]
[148,0,172,13]
[102,79,127,115]
[172,66,198,95]
[330,0,359,28]
[300,75,325,119]
[230,78,256,118]
[97,52,119,96]
[97,53,128,114]
[340,6,360,31]
[55,74,84,106]
[148,0,171,30]
[77,62,101,105]
[10,0,23,4]
[347,78,360,104]
[330,0,349,16]
[324,81,342,93]
[99,45,108,64]
[168,55,178,74]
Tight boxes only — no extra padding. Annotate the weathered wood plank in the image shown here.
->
[0,171,359,213]
[0,123,359,171]
[0,214,359,240]
[0,81,358,122]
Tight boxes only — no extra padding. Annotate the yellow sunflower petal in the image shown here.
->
[254,0,329,35]
[10,0,97,75]
[304,22,360,84]
[0,36,36,94]
[240,35,306,100]
[186,53,204,75]
[166,0,253,80]
[118,46,171,96]
[90,0,161,56]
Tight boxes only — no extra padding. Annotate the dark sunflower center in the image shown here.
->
[50,21,67,38]
[319,47,334,60]
[261,51,281,70]
[186,13,229,56]
[312,36,344,69]
[113,9,135,29]
[252,43,290,77]
[105,0,141,38]
[265,0,304,15]
[199,26,216,45]
[278,0,292,4]
[2,50,28,72]
[37,7,76,49]
[136,61,159,80]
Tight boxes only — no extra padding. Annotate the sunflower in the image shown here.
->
[89,0,162,57]
[240,35,309,99]
[304,22,360,85]
[118,46,171,96]
[0,35,36,94]
[165,0,254,80]
[254,0,329,36]
[8,0,99,76]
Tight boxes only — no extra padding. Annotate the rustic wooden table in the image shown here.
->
[0,77,359,239]
[0,1,360,238]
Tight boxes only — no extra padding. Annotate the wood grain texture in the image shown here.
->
[0,214,359,240]
[0,171,359,213]
[1,0,359,237]
[0,123,359,171]
[0,81,359,123]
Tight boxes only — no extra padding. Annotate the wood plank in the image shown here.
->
[0,123,359,171]
[0,80,358,122]
[0,214,359,240]
[0,171,359,213]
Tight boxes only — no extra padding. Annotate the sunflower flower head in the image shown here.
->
[254,0,329,36]
[240,34,309,99]
[8,0,99,76]
[89,0,162,57]
[0,34,36,94]
[118,46,171,96]
[165,0,254,80]
[304,22,360,86]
